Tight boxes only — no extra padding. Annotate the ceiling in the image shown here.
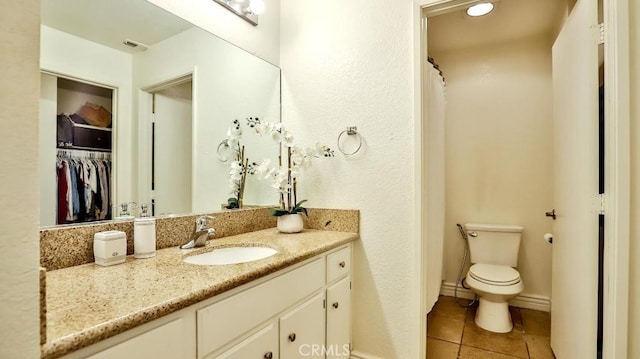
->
[41,0,194,54]
[427,0,570,53]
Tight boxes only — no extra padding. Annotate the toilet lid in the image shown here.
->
[469,264,521,286]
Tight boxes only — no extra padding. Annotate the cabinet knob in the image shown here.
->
[332,302,339,309]
[264,352,273,359]
[339,261,346,268]
[288,333,296,342]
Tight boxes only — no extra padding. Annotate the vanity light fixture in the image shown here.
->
[213,0,265,26]
[466,2,494,17]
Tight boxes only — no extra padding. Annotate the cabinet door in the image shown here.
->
[213,322,278,359]
[326,277,351,359]
[87,318,192,359]
[280,292,326,359]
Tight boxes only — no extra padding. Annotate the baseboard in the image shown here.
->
[439,281,551,312]
[350,350,385,359]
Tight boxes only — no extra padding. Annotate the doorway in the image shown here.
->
[421,0,598,357]
[143,77,193,216]
[418,0,630,358]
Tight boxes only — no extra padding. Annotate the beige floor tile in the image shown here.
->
[433,295,470,322]
[520,308,551,337]
[525,334,555,359]
[459,345,525,359]
[426,338,459,359]
[465,303,478,323]
[427,312,466,344]
[461,320,529,358]
[509,306,524,333]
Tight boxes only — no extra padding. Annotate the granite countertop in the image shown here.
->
[41,228,358,359]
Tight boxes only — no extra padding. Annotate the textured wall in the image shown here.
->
[280,0,417,357]
[628,0,639,356]
[148,0,281,66]
[0,0,42,357]
[430,35,554,300]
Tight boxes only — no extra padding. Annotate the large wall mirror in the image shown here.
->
[39,0,280,228]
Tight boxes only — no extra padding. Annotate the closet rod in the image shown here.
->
[57,148,112,160]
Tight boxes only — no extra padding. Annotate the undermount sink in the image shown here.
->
[183,246,278,265]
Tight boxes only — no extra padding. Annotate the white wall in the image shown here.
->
[628,0,639,356]
[133,27,280,212]
[148,0,280,66]
[0,0,41,356]
[280,1,417,357]
[40,25,135,215]
[431,35,554,300]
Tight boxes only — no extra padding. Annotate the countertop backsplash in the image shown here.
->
[40,207,360,271]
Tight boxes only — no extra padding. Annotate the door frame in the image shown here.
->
[411,1,631,359]
[602,0,630,357]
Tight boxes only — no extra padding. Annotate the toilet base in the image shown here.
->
[475,297,513,333]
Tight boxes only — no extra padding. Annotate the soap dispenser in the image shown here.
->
[114,202,136,221]
[134,203,156,259]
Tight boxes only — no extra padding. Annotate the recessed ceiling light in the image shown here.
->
[467,2,494,17]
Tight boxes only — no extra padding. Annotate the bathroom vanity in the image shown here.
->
[41,227,356,359]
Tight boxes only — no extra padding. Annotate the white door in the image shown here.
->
[550,0,599,358]
[153,81,193,215]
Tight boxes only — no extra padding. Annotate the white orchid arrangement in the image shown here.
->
[224,119,256,209]
[246,117,334,217]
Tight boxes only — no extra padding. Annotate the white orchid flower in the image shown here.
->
[282,130,295,147]
[226,126,243,141]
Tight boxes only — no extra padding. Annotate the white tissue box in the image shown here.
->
[94,230,127,266]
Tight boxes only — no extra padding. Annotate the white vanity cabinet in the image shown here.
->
[59,243,352,359]
[200,244,352,359]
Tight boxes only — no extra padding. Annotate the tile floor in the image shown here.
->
[427,296,555,359]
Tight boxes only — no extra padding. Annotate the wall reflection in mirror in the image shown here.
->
[39,0,281,228]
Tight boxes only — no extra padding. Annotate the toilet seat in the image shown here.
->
[469,264,520,286]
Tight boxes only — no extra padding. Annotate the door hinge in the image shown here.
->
[590,23,604,45]
[323,299,326,309]
[592,193,606,215]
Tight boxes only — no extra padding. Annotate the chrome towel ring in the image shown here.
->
[216,139,232,162]
[337,126,362,155]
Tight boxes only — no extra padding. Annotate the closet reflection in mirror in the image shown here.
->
[39,0,281,227]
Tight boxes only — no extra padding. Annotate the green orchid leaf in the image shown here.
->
[269,208,290,217]
[225,198,239,209]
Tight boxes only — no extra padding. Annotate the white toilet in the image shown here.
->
[464,223,524,333]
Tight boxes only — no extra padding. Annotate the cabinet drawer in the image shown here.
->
[212,322,278,359]
[326,246,351,283]
[86,318,188,359]
[198,259,324,358]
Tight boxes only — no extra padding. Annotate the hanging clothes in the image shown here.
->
[56,150,112,224]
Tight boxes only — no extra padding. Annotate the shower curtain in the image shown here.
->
[425,62,446,313]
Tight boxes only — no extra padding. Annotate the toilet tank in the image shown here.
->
[465,223,524,267]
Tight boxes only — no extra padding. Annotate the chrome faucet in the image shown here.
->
[180,216,216,249]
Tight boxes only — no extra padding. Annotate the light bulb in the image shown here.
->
[249,0,265,15]
[466,2,494,17]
